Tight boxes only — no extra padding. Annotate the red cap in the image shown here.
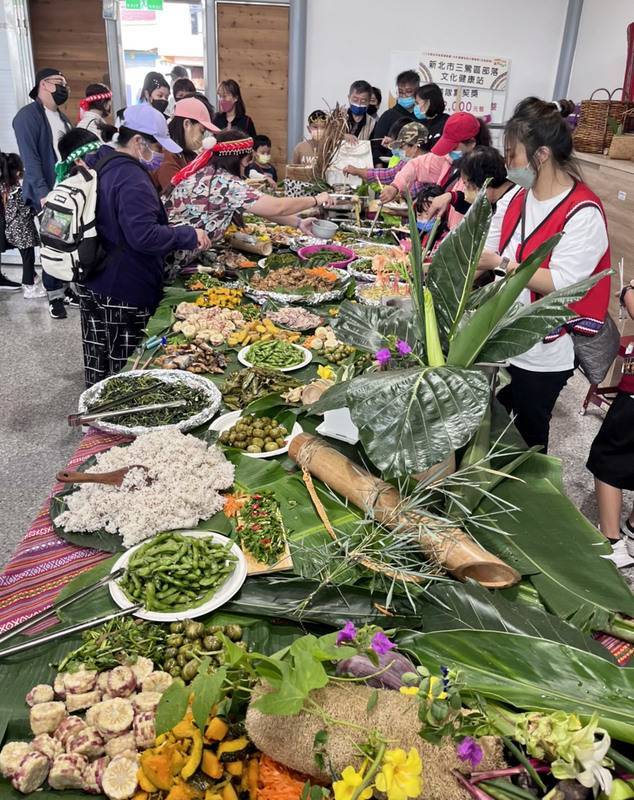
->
[431,112,480,156]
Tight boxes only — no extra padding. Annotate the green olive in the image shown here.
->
[166,634,184,647]
[251,437,264,447]
[176,653,189,667]
[182,659,199,682]
[246,445,262,453]
[264,442,278,452]
[170,622,185,634]
[164,658,177,671]
[205,623,222,635]
[164,647,178,659]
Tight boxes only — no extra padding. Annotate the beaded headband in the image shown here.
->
[78,91,112,121]
[54,141,101,183]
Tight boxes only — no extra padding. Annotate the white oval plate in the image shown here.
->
[109,531,247,622]
[210,410,303,459]
[237,344,312,372]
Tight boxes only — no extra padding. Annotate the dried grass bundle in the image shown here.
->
[313,103,348,182]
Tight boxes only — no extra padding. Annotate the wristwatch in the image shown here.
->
[493,255,509,277]
[620,280,634,305]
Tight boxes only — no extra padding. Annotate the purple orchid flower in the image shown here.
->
[371,631,395,655]
[457,736,484,769]
[336,620,357,645]
[396,340,412,356]
[374,347,392,366]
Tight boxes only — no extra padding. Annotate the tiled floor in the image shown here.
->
[0,264,631,584]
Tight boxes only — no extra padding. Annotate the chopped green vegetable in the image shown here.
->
[245,340,304,369]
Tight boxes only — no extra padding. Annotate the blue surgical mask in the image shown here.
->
[391,147,405,160]
[506,164,537,189]
[413,106,427,121]
[397,96,416,110]
[349,102,368,116]
[416,219,435,233]
[449,150,463,162]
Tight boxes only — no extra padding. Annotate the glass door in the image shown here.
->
[119,0,205,107]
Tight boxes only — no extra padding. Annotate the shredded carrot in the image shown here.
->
[306,267,338,283]
[223,491,250,518]
[258,755,317,800]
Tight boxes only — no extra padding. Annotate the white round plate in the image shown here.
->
[109,530,247,622]
[210,410,303,459]
[237,344,312,372]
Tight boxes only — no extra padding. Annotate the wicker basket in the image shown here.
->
[573,88,632,154]
[608,109,634,159]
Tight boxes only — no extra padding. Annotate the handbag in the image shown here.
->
[608,109,634,159]
[571,313,620,385]
[573,88,632,154]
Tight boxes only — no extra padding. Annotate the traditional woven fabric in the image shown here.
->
[0,429,127,634]
[0,430,632,669]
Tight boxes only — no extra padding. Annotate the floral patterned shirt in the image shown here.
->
[164,166,261,268]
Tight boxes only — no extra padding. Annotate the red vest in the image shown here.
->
[498,182,611,333]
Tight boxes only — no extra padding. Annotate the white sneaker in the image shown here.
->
[601,539,634,568]
[23,282,47,299]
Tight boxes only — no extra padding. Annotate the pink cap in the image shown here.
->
[173,97,219,132]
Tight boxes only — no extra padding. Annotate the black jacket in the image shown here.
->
[423,112,449,148]
[372,105,415,163]
[212,111,257,139]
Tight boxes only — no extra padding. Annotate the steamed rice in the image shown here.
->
[55,429,234,548]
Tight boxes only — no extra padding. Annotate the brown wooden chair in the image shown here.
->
[582,334,634,413]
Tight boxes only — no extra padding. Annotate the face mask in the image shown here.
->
[417,219,435,233]
[310,128,324,141]
[463,188,478,205]
[219,98,235,113]
[52,85,69,106]
[397,96,416,110]
[151,98,169,114]
[368,104,378,116]
[349,103,368,116]
[449,150,463,162]
[391,147,405,160]
[256,153,271,164]
[139,143,164,171]
[413,106,427,121]
[506,164,537,189]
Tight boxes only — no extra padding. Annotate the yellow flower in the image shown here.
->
[399,686,420,697]
[375,748,423,800]
[333,766,373,800]
[317,365,335,381]
[428,675,447,700]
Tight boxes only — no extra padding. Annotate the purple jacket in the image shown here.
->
[85,146,197,308]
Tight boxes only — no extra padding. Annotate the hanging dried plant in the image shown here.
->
[312,103,349,182]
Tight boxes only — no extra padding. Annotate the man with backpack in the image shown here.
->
[12,67,75,318]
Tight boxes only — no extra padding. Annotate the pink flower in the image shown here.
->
[456,737,484,769]
[375,348,392,366]
[371,631,395,655]
[396,340,412,356]
[336,620,357,645]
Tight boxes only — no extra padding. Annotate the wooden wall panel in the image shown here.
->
[217,2,289,169]
[28,0,110,124]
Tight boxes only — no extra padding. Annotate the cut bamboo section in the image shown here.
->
[289,433,520,589]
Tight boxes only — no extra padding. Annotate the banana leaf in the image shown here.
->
[331,301,422,355]
[447,236,561,367]
[476,270,609,364]
[312,365,490,477]
[399,624,634,745]
[427,188,493,341]
[468,475,634,631]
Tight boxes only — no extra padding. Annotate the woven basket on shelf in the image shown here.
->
[608,109,634,160]
[573,88,632,154]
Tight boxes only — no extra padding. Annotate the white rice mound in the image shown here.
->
[55,429,234,548]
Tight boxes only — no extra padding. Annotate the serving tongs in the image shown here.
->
[0,567,143,658]
[68,399,187,427]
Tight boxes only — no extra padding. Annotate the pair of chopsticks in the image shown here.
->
[0,568,142,659]
[68,399,187,428]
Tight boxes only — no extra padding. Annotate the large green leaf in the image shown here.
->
[420,581,614,660]
[477,270,609,363]
[447,236,561,367]
[332,301,421,355]
[314,365,490,476]
[469,476,634,631]
[427,188,493,341]
[399,627,634,743]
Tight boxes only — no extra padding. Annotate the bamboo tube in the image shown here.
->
[289,433,520,589]
[225,233,273,257]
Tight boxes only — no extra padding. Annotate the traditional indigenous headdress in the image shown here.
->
[78,91,112,121]
[171,135,254,187]
[54,141,101,183]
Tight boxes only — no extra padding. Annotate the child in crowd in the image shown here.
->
[0,152,45,298]
[291,110,327,165]
[247,135,278,186]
